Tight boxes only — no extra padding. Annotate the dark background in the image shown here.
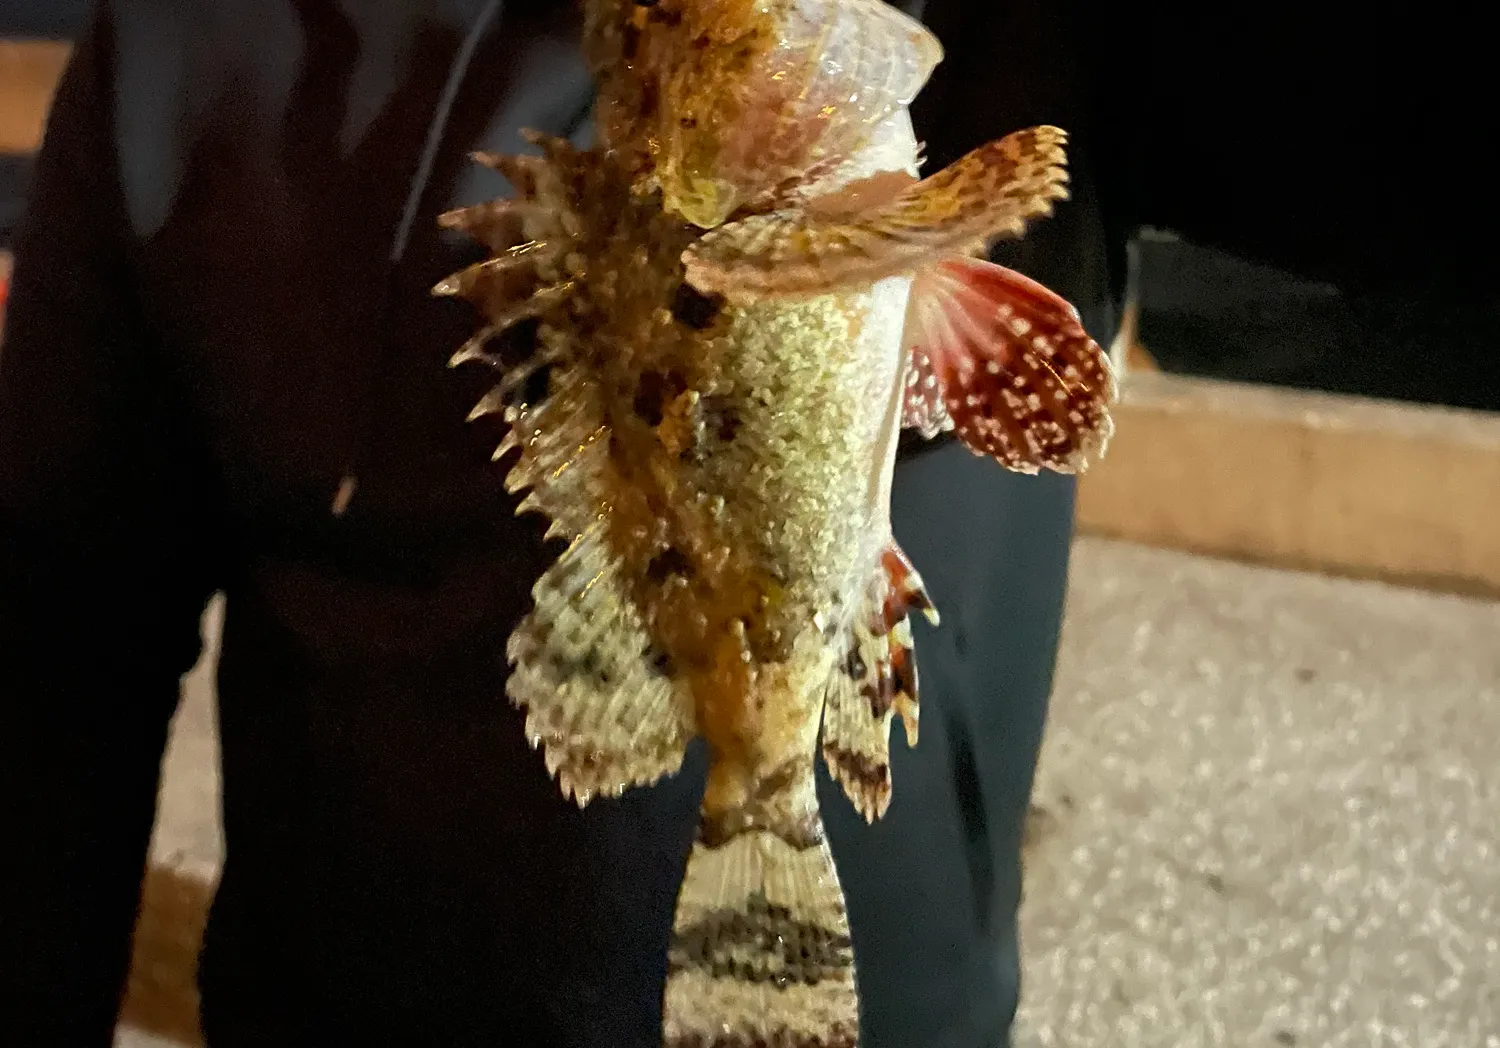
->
[5,0,1495,410]
[1087,4,1499,412]
[2,0,86,36]
[3,0,87,246]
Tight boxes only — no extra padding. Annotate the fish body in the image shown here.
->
[436,2,1118,1046]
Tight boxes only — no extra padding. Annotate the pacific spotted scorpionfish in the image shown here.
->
[434,1,1118,1045]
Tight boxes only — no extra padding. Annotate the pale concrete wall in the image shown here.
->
[1077,373,1500,595]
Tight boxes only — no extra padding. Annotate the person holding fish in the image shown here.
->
[1,1,1115,1046]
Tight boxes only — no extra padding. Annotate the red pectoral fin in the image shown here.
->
[900,342,955,439]
[903,255,1118,474]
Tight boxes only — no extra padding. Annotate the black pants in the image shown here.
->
[825,442,1076,1048]
[186,442,1075,1048]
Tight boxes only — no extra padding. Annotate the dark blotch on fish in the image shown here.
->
[700,394,741,443]
[843,647,867,682]
[646,4,681,27]
[633,368,688,426]
[638,77,659,121]
[647,646,675,677]
[647,546,694,583]
[671,283,724,330]
[579,647,613,686]
[754,760,800,801]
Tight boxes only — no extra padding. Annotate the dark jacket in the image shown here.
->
[0,2,1107,1045]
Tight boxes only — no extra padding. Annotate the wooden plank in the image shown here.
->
[120,865,212,1046]
[1077,372,1500,595]
[0,40,72,154]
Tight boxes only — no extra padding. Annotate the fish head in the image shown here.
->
[584,0,942,229]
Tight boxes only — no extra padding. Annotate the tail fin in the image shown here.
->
[663,806,858,1048]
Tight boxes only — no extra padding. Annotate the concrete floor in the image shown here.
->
[114,537,1500,1046]
[1018,539,1500,1048]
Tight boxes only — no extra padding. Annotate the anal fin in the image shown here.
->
[821,543,937,822]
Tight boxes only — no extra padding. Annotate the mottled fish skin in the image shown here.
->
[436,3,1117,1047]
[439,116,916,1048]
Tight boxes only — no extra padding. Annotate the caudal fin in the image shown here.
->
[663,811,858,1048]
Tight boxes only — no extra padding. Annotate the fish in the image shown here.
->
[433,2,1118,1046]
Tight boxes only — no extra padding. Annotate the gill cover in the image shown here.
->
[589,0,943,229]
